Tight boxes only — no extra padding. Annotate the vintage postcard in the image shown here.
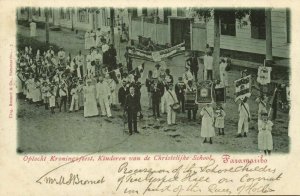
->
[0,0,300,195]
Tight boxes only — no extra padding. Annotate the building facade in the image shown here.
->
[17,7,290,59]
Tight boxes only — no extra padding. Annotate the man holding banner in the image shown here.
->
[236,97,251,138]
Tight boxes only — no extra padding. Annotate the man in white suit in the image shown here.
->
[96,76,112,117]
[165,84,179,125]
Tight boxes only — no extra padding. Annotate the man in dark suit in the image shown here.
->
[118,79,129,107]
[124,86,140,135]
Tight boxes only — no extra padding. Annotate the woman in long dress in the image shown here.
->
[25,75,34,102]
[83,79,99,117]
[219,58,228,87]
[85,31,90,50]
[32,78,42,104]
[77,80,84,110]
[200,104,215,144]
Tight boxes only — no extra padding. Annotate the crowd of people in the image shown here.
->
[16,39,276,154]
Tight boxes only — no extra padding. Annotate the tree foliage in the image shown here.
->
[193,8,254,24]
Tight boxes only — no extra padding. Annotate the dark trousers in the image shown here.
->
[127,110,137,134]
[60,96,67,112]
[152,101,160,118]
[272,105,277,120]
[207,70,213,80]
[80,66,83,77]
[178,95,185,112]
[191,69,198,82]
[187,109,197,120]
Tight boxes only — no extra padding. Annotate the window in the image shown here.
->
[32,8,41,17]
[220,10,236,36]
[177,8,185,17]
[286,9,291,43]
[20,8,26,15]
[142,8,147,16]
[130,8,138,19]
[78,8,89,23]
[163,8,171,23]
[60,8,71,20]
[48,8,53,18]
[251,9,266,39]
[60,9,64,19]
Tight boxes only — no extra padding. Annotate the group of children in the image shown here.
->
[143,57,274,154]
[16,43,275,155]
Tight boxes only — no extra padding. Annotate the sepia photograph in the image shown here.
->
[16,7,290,153]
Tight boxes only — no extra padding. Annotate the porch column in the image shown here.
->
[168,17,171,45]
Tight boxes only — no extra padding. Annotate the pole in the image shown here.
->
[110,8,115,46]
[45,8,49,45]
[265,8,273,65]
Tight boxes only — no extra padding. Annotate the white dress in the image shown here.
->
[200,106,215,137]
[32,81,42,102]
[258,120,273,150]
[48,88,57,107]
[85,32,90,50]
[219,62,228,86]
[84,85,99,117]
[215,109,225,128]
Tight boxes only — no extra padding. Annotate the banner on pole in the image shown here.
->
[257,66,272,85]
[196,80,213,104]
[215,86,226,103]
[152,51,161,62]
[128,42,185,62]
[234,75,252,102]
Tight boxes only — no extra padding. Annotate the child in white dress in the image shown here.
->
[258,112,273,155]
[48,85,57,114]
[215,104,226,135]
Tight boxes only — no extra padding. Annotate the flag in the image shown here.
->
[257,66,272,85]
[234,75,251,102]
[196,80,213,104]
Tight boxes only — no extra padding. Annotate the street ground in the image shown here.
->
[16,25,289,153]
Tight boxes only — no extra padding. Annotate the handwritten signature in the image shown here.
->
[36,173,105,185]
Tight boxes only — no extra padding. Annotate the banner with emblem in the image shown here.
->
[257,66,272,85]
[234,75,252,102]
[214,86,226,103]
[196,80,213,104]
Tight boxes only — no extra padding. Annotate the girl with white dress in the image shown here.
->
[219,58,228,87]
[215,104,226,135]
[258,112,273,155]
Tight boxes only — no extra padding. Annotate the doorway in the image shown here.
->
[170,17,192,49]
